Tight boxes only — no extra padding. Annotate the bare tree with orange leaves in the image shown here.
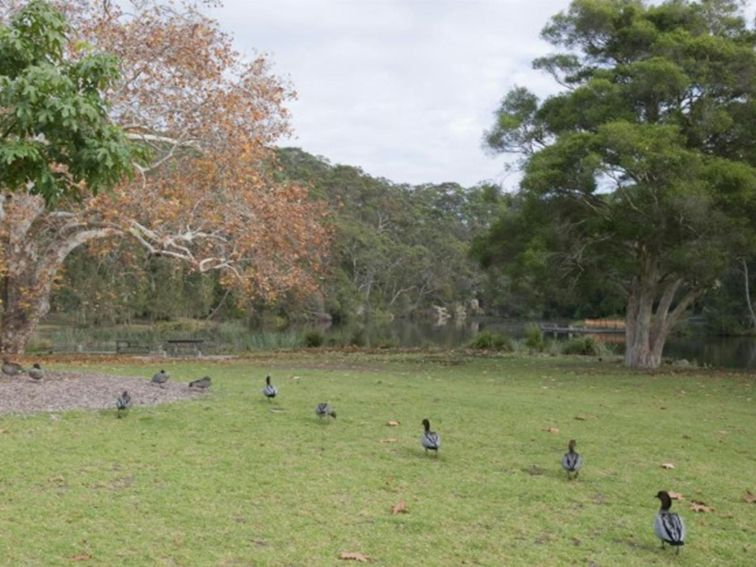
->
[0,0,329,354]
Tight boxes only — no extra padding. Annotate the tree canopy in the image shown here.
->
[477,0,756,368]
[0,0,329,354]
[0,0,134,202]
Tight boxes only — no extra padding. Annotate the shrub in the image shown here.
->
[349,328,366,347]
[524,323,545,352]
[303,330,324,348]
[468,331,513,351]
[561,336,603,356]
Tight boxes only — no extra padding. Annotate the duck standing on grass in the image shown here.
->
[28,363,44,381]
[421,418,440,455]
[2,358,24,376]
[116,391,132,417]
[262,375,278,401]
[189,376,212,390]
[654,490,686,553]
[151,369,169,387]
[315,403,336,419]
[562,439,582,479]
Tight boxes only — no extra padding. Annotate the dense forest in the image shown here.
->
[47,147,754,334]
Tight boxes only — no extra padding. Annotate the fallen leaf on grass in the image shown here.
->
[523,465,545,476]
[668,491,684,500]
[70,554,91,561]
[661,463,675,469]
[544,427,560,434]
[690,500,714,513]
[379,438,398,444]
[391,500,408,514]
[339,551,370,562]
[573,416,587,421]
[386,420,400,426]
[743,490,756,504]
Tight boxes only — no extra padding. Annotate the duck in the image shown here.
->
[315,402,336,419]
[116,391,132,417]
[654,490,686,553]
[2,358,24,376]
[28,363,44,381]
[421,418,440,455]
[189,376,212,390]
[561,439,582,479]
[262,375,278,400]
[151,369,169,387]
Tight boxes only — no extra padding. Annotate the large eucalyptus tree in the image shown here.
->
[480,0,755,368]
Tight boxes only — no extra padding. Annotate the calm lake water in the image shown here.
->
[34,318,755,370]
[331,319,756,370]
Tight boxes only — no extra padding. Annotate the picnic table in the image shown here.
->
[164,339,205,357]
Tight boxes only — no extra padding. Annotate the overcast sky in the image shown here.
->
[205,1,580,187]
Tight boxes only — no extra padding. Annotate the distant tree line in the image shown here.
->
[49,147,508,325]
[49,145,754,335]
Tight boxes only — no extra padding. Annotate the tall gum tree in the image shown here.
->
[0,0,329,354]
[480,0,755,368]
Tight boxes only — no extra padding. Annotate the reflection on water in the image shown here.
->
[329,319,755,370]
[664,336,756,370]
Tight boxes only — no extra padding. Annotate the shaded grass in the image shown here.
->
[0,353,753,565]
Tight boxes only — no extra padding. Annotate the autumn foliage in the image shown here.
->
[0,1,329,353]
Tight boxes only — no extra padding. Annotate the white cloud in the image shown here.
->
[208,1,575,186]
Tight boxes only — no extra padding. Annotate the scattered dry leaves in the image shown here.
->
[339,551,370,562]
[742,491,756,504]
[690,500,714,513]
[661,463,675,469]
[545,427,560,434]
[379,438,398,444]
[391,500,408,514]
[70,554,92,561]
[386,420,400,427]
[668,491,684,500]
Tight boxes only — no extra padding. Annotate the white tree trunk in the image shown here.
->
[0,212,121,354]
[741,258,756,329]
[624,266,700,369]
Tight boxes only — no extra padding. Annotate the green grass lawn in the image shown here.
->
[0,352,753,566]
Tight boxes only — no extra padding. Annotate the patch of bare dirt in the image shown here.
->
[0,370,203,414]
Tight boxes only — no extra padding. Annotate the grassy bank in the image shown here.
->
[0,352,753,565]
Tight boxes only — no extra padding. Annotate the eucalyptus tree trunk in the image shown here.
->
[741,258,756,330]
[623,253,701,369]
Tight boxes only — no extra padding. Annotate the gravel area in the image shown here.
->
[0,370,203,414]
